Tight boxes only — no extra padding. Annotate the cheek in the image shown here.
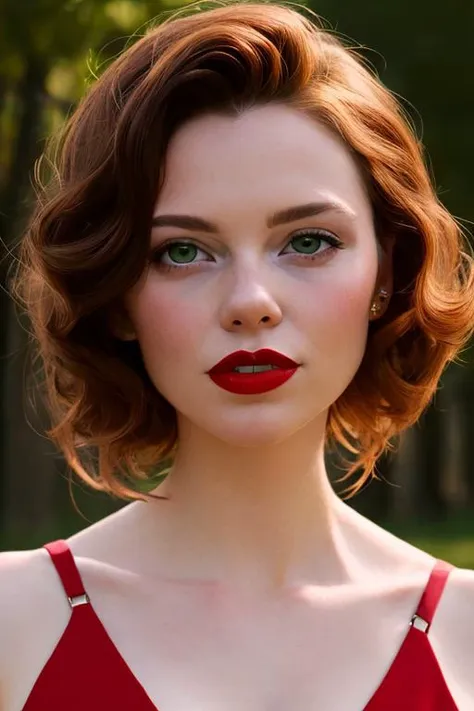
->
[294,270,375,404]
[331,282,372,327]
[127,285,207,369]
[297,262,376,381]
[300,270,374,333]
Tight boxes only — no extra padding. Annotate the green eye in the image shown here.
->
[281,229,343,258]
[290,234,322,254]
[168,243,198,263]
[150,240,212,270]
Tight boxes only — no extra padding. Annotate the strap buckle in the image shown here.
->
[68,592,90,608]
[410,613,430,633]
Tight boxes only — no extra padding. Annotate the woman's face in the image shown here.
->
[123,103,386,446]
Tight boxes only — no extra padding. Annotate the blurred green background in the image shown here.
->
[1,0,474,565]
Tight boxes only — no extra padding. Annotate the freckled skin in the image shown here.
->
[124,104,380,447]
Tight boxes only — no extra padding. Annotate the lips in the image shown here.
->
[207,349,300,395]
[208,348,299,375]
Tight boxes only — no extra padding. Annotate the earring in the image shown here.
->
[370,288,390,318]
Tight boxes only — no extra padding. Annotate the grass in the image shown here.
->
[401,536,474,568]
[383,510,474,569]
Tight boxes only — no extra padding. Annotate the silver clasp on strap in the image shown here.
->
[410,613,429,633]
[68,593,90,608]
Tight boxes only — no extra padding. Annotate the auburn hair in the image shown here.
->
[9,0,474,501]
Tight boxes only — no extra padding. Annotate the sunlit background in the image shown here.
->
[1,0,474,565]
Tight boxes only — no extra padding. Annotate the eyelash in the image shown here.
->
[149,229,344,273]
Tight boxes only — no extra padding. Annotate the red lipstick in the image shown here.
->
[207,348,300,395]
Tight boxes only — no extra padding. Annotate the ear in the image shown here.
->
[371,234,395,319]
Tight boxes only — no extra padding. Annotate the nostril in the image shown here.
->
[231,315,271,326]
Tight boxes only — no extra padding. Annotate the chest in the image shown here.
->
[87,577,423,711]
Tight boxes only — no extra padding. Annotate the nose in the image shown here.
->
[219,264,283,332]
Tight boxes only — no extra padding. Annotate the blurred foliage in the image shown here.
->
[1,0,474,548]
[385,512,474,569]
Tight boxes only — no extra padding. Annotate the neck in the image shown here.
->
[148,415,360,593]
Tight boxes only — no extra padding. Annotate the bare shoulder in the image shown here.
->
[430,565,474,710]
[0,547,71,709]
[0,547,55,653]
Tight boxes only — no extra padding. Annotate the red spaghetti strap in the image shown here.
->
[44,540,88,603]
[364,559,459,710]
[414,559,454,631]
[23,540,159,710]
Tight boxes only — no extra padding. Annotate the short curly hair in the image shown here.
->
[9,0,474,501]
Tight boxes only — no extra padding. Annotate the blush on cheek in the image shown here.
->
[310,280,373,357]
[133,290,206,362]
[310,276,372,321]
[335,287,372,324]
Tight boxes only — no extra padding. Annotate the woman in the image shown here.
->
[1,1,474,709]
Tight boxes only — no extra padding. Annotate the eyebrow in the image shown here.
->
[151,201,356,232]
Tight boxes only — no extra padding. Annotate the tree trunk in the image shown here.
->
[389,426,420,521]
[413,391,449,521]
[2,309,58,540]
[1,54,55,541]
[459,369,474,508]
[438,369,466,512]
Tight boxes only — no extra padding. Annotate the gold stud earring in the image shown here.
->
[370,288,390,318]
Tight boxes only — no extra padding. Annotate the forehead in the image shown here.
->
[156,103,372,223]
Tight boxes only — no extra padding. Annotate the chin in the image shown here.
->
[213,428,289,448]
[196,406,319,447]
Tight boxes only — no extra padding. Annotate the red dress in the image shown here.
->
[21,540,458,710]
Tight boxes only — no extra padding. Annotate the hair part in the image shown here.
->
[9,0,474,501]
